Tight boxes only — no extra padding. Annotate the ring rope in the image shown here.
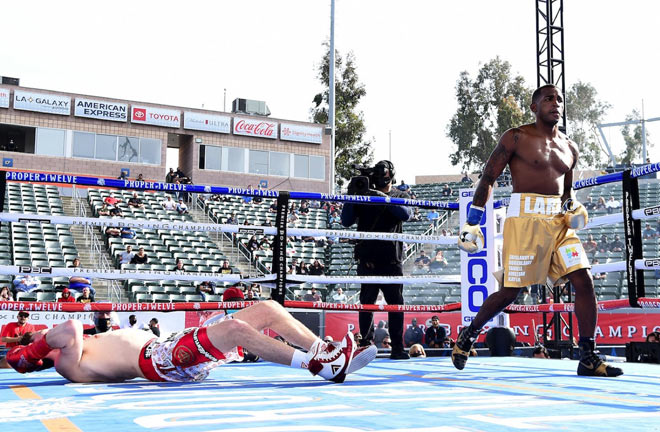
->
[572,162,660,190]
[0,212,459,245]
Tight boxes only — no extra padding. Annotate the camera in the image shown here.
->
[346,161,395,195]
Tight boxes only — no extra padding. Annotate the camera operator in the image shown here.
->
[340,160,412,359]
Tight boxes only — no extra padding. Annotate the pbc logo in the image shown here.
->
[644,259,660,268]
[19,266,52,274]
[132,108,147,122]
[644,206,660,216]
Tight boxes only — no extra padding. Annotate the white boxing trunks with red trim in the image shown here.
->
[138,316,244,383]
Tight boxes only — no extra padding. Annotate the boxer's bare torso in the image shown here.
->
[52,329,154,382]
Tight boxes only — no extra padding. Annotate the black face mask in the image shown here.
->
[96,318,111,332]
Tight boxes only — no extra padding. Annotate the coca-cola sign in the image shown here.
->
[233,118,277,140]
[131,105,181,128]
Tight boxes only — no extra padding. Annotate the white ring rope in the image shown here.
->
[0,212,458,245]
[0,265,461,285]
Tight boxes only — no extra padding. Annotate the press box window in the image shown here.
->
[269,151,289,176]
[249,150,268,174]
[227,147,245,172]
[36,128,65,157]
[139,138,161,165]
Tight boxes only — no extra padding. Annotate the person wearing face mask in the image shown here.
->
[83,312,114,335]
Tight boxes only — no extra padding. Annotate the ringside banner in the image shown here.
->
[459,189,505,328]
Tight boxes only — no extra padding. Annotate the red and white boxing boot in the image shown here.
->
[307,332,355,383]
[6,336,53,374]
[343,344,378,377]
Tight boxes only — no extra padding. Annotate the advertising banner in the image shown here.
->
[131,105,181,128]
[184,111,231,134]
[324,311,660,345]
[74,98,128,122]
[13,90,71,116]
[233,118,277,139]
[0,87,9,108]
[280,123,323,144]
[459,189,504,328]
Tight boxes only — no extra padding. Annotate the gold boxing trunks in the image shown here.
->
[502,193,590,288]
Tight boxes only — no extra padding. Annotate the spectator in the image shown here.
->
[583,234,598,255]
[404,318,424,347]
[308,260,325,276]
[0,286,13,301]
[104,195,122,207]
[646,332,660,343]
[12,275,41,295]
[172,258,185,272]
[409,344,426,358]
[249,283,262,299]
[597,234,609,253]
[128,192,144,208]
[222,286,245,302]
[130,247,149,264]
[219,260,233,274]
[303,287,322,302]
[426,209,440,227]
[253,184,263,204]
[288,211,299,225]
[414,251,431,269]
[596,196,607,211]
[226,212,238,225]
[84,311,111,334]
[332,287,347,304]
[242,184,253,204]
[268,202,278,213]
[410,207,421,221]
[98,204,110,216]
[461,172,472,184]
[120,245,135,266]
[148,318,161,337]
[259,237,271,250]
[328,211,341,226]
[533,345,550,359]
[68,258,94,295]
[605,196,621,214]
[77,286,95,304]
[609,234,624,252]
[136,173,144,181]
[428,250,448,271]
[118,170,128,180]
[166,167,176,183]
[197,281,216,301]
[105,226,121,237]
[425,315,447,348]
[288,258,307,275]
[584,196,596,211]
[122,314,145,330]
[289,203,299,215]
[592,259,606,280]
[246,235,259,253]
[441,184,452,197]
[643,223,657,239]
[176,199,189,215]
[519,287,534,305]
[1,311,35,348]
[397,180,410,192]
[120,226,136,239]
[57,288,76,303]
[109,205,123,217]
[373,320,390,348]
[299,201,310,215]
[381,336,392,350]
[161,196,176,211]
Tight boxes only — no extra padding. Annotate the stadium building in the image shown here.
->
[0,82,329,192]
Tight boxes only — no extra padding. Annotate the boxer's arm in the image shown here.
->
[472,129,517,208]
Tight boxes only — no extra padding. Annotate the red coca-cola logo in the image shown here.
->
[133,108,147,121]
[235,119,275,137]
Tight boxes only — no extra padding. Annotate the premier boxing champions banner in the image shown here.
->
[459,189,507,328]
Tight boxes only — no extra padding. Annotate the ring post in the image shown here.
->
[271,191,290,304]
[622,170,644,307]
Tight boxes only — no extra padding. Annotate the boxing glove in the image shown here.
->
[5,336,53,374]
[458,205,485,253]
[563,199,588,230]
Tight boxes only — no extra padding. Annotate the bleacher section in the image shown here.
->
[3,183,77,301]
[87,189,239,302]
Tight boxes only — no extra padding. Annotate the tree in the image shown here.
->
[619,109,652,166]
[311,43,373,188]
[565,81,610,169]
[447,57,534,172]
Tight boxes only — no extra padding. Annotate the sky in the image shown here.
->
[3,0,660,183]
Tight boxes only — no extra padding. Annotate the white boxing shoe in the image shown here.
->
[307,332,355,383]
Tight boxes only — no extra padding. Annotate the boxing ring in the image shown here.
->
[1,164,660,432]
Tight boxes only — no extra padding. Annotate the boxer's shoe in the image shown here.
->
[308,332,355,383]
[451,326,477,370]
[341,344,378,380]
[577,352,623,377]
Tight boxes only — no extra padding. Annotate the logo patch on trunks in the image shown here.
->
[173,345,196,366]
[559,243,587,269]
